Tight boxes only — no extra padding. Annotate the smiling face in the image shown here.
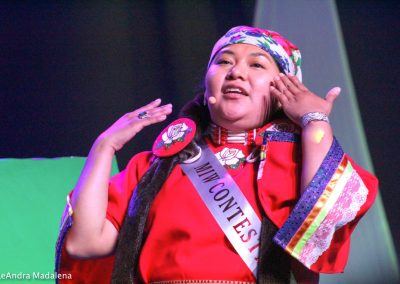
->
[205,43,280,131]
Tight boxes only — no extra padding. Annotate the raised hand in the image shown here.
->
[97,98,173,152]
[270,73,340,127]
[66,98,172,258]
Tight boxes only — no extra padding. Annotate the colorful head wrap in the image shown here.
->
[208,26,302,81]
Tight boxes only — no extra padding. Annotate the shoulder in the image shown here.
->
[123,151,155,177]
[109,151,154,188]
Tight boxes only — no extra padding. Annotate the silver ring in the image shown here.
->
[138,111,149,119]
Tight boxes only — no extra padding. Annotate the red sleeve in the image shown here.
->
[273,137,379,274]
[309,156,378,273]
[56,151,153,283]
[106,151,153,231]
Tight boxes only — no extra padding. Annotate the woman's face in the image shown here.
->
[205,43,280,131]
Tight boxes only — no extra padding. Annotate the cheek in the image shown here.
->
[205,69,215,90]
[254,96,270,117]
[253,77,273,100]
[251,77,276,115]
[205,68,224,95]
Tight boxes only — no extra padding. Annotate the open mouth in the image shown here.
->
[223,87,248,96]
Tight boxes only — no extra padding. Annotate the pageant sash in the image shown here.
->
[180,144,261,277]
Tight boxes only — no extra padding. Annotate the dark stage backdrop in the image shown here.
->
[335,1,400,266]
[1,0,399,270]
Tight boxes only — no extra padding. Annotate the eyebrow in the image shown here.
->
[218,50,235,56]
[249,52,275,63]
[217,50,274,63]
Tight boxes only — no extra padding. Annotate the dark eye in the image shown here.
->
[216,59,231,65]
[252,63,265,69]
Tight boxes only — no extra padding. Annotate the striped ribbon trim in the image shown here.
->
[287,159,353,257]
[273,137,369,268]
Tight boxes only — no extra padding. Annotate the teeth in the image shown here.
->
[225,88,242,93]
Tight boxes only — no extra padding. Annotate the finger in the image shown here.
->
[129,108,170,129]
[135,107,172,125]
[135,98,162,114]
[280,74,300,94]
[144,103,173,116]
[288,74,308,92]
[138,113,169,127]
[270,85,289,105]
[273,75,293,99]
[129,103,172,120]
[325,87,341,104]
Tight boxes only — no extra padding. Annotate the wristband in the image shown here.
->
[301,112,329,128]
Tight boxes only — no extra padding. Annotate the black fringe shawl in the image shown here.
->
[111,143,200,283]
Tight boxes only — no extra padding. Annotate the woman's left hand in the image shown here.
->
[270,73,341,127]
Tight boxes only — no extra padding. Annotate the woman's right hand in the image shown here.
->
[66,98,172,258]
[96,98,173,152]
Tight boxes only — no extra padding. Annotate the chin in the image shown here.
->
[216,118,263,131]
[211,108,266,130]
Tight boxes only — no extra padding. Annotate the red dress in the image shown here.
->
[55,120,378,283]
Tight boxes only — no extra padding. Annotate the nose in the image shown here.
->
[226,63,247,80]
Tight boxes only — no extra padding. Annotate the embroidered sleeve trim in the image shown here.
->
[265,131,299,143]
[257,120,300,144]
[273,138,369,268]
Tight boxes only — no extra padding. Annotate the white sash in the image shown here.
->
[180,143,261,278]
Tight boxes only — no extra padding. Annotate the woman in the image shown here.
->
[56,26,378,283]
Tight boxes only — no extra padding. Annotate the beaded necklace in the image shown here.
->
[208,123,259,146]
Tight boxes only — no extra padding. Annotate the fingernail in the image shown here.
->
[279,73,285,77]
[154,98,161,102]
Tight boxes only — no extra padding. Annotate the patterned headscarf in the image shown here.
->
[208,26,302,81]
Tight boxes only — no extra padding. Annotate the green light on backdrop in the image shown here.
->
[0,157,119,283]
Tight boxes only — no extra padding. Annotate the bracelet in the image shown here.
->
[301,112,329,128]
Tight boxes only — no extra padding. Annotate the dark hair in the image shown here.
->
[179,93,210,142]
